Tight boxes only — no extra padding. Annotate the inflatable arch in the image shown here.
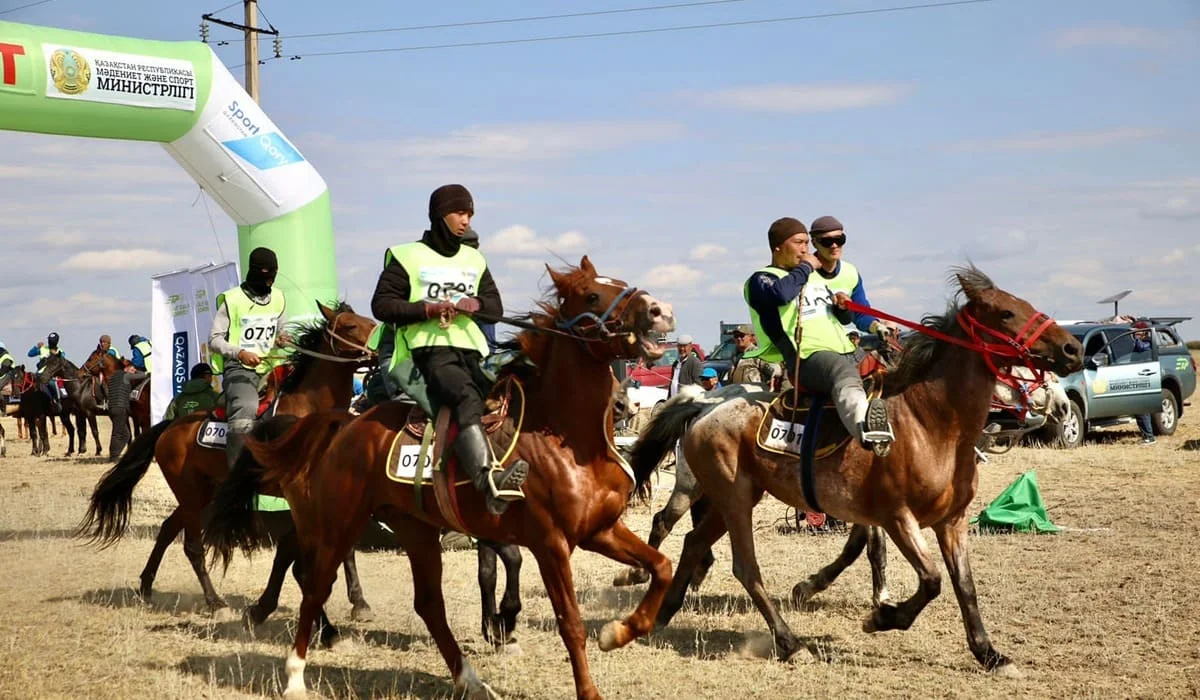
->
[0,20,337,322]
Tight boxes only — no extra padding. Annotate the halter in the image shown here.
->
[276,311,378,365]
[842,299,1056,419]
[555,282,647,341]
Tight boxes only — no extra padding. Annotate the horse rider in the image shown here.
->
[27,331,65,413]
[164,362,219,420]
[98,335,122,360]
[724,324,775,387]
[741,216,893,451]
[209,247,290,470]
[128,334,153,372]
[0,341,14,374]
[370,183,528,516]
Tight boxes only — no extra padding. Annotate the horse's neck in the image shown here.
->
[279,358,356,415]
[901,343,998,435]
[529,339,615,448]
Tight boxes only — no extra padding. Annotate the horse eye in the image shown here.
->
[1002,311,1015,320]
[587,293,600,305]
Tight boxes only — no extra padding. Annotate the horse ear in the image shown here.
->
[619,376,633,390]
[317,301,336,323]
[547,264,565,289]
[579,255,596,275]
[956,273,984,304]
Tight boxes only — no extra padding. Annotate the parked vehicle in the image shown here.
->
[1048,317,1196,448]
[625,342,707,388]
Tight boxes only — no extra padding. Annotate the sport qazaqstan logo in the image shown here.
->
[49,48,90,96]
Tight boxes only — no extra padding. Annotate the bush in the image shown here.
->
[1188,340,1200,350]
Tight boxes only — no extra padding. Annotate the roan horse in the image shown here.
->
[205,256,676,700]
[77,302,380,632]
[631,266,1082,674]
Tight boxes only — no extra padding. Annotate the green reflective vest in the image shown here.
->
[743,266,799,364]
[0,352,13,368]
[211,286,286,375]
[386,242,490,369]
[796,261,860,358]
[133,340,153,372]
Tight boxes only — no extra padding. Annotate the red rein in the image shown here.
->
[843,300,1054,420]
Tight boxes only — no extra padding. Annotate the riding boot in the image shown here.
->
[226,431,248,472]
[832,385,894,457]
[455,423,528,516]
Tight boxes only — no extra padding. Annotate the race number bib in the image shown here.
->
[239,315,278,354]
[764,418,804,454]
[418,266,478,304]
[800,282,833,319]
[391,443,434,481]
[197,420,228,448]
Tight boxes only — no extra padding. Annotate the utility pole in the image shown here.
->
[200,3,279,104]
[243,0,259,102]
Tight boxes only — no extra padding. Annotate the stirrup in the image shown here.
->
[481,459,529,502]
[861,398,894,457]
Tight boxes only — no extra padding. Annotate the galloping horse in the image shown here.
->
[632,266,1082,674]
[40,353,103,456]
[205,256,676,700]
[77,302,380,629]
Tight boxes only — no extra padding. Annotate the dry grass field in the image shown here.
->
[2,383,1199,698]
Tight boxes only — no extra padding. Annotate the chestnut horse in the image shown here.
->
[632,266,1083,674]
[77,302,380,630]
[205,256,676,700]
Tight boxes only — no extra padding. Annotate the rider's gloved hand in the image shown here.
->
[453,297,482,315]
[423,301,457,320]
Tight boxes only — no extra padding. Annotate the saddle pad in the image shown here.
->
[196,420,228,449]
[755,376,883,459]
[385,430,471,485]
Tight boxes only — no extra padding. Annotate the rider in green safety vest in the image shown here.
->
[208,247,290,471]
[742,216,894,452]
[128,335,153,373]
[27,331,64,413]
[370,184,528,516]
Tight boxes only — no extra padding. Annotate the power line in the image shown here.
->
[236,0,999,63]
[0,0,54,16]
[221,0,752,43]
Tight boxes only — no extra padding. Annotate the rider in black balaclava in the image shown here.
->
[242,247,279,297]
[421,184,474,257]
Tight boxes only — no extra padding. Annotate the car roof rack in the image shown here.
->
[1141,316,1192,327]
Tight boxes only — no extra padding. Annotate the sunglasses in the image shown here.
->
[813,234,847,247]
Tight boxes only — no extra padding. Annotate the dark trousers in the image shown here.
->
[412,347,487,426]
[107,373,131,459]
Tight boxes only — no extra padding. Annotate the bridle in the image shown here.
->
[281,311,377,365]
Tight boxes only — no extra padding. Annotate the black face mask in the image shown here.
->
[421,217,462,257]
[243,247,279,296]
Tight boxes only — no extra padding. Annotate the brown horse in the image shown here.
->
[632,266,1083,674]
[77,302,379,629]
[40,353,103,456]
[205,256,676,700]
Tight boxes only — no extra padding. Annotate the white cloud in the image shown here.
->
[59,248,194,271]
[948,127,1168,153]
[683,82,913,113]
[505,257,548,271]
[10,292,142,330]
[690,243,728,261]
[644,263,702,290]
[1052,25,1160,50]
[708,281,742,297]
[1140,195,1200,221]
[382,121,684,161]
[1160,248,1186,265]
[870,286,907,302]
[484,225,588,256]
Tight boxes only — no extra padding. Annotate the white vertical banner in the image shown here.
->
[149,261,240,423]
[150,269,196,424]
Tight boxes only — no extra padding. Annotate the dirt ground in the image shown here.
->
[1,394,1199,699]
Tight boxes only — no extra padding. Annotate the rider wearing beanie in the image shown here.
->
[371,184,526,515]
[742,216,893,453]
[209,247,290,470]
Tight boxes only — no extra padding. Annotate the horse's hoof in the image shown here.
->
[453,663,498,700]
[598,620,631,652]
[791,580,818,607]
[243,605,269,628]
[993,661,1023,679]
[350,604,374,623]
[282,688,308,700]
[612,568,649,587]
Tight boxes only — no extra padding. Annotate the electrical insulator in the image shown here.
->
[199,21,210,43]
[273,35,283,59]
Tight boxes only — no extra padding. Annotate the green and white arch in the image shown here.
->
[0,20,337,322]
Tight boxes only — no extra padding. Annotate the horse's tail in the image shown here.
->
[631,386,708,501]
[76,419,172,547]
[204,414,301,570]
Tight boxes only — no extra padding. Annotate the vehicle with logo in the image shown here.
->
[1048,318,1196,448]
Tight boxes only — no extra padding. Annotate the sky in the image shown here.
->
[1,0,1197,363]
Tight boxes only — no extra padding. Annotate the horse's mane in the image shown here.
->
[886,265,995,394]
[279,301,353,393]
[497,263,597,370]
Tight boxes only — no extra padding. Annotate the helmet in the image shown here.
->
[128,334,140,346]
[190,362,213,379]
[47,332,60,348]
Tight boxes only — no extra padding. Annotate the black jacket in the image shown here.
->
[371,232,503,327]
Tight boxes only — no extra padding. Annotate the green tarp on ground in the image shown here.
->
[971,470,1060,533]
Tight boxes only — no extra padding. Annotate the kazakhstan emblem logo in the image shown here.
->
[49,49,91,96]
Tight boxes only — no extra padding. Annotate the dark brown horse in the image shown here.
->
[40,353,103,456]
[633,266,1083,674]
[206,256,676,700]
[77,302,380,631]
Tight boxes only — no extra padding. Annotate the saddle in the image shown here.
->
[198,366,292,448]
[757,352,886,460]
[385,375,525,534]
